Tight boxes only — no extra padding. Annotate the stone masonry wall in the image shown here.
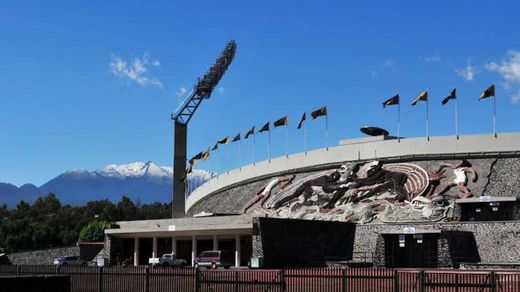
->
[7,246,79,265]
[355,221,520,267]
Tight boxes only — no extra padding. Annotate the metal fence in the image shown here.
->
[1,265,520,291]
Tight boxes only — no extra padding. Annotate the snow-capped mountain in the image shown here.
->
[0,161,213,207]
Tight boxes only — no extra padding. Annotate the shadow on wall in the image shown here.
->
[445,231,480,267]
[252,217,356,268]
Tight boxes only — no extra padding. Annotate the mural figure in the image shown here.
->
[434,160,478,199]
[272,170,342,209]
[241,175,294,214]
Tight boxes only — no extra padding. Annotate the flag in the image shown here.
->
[297,112,306,129]
[217,136,229,145]
[411,91,428,106]
[232,133,241,142]
[311,106,327,119]
[258,122,270,133]
[211,143,218,151]
[383,94,400,108]
[201,148,210,160]
[274,115,288,127]
[479,84,495,100]
[245,126,255,139]
[180,166,192,182]
[189,152,203,165]
[442,89,457,105]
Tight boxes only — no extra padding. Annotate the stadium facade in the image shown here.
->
[105,132,520,268]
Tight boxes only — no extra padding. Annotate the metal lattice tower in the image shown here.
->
[171,40,236,218]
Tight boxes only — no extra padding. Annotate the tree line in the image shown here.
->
[0,194,171,253]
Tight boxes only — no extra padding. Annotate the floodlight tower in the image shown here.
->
[170,40,237,218]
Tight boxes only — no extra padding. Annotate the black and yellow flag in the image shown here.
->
[383,94,400,108]
[274,115,288,128]
[311,106,327,119]
[201,147,210,160]
[442,89,457,105]
[297,112,306,129]
[479,84,495,100]
[245,126,255,139]
[411,91,428,106]
[211,143,218,151]
[180,166,192,182]
[232,133,241,142]
[217,136,229,145]
[189,152,203,165]
[258,122,270,133]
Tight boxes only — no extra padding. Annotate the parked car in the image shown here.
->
[148,253,187,267]
[53,256,87,266]
[194,250,234,269]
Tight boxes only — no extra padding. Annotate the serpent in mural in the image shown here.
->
[245,160,480,224]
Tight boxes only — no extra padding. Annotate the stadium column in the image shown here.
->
[212,235,218,250]
[152,237,158,258]
[171,237,177,254]
[173,122,187,218]
[235,234,241,267]
[134,237,140,266]
[191,235,197,267]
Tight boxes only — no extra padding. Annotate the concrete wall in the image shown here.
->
[187,133,520,213]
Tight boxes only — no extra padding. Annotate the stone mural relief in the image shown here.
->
[248,160,491,224]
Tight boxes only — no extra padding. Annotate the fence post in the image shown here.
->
[490,271,496,292]
[419,270,425,292]
[195,268,200,292]
[56,265,60,275]
[97,266,103,292]
[393,270,399,292]
[280,269,285,291]
[455,272,459,292]
[235,270,239,292]
[340,268,346,292]
[16,265,20,276]
[145,266,150,292]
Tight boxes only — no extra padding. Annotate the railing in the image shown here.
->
[2,265,520,291]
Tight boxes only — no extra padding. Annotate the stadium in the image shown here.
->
[101,40,520,271]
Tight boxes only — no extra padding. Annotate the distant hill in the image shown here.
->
[0,161,212,207]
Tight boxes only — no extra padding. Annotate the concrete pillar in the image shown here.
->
[152,237,158,258]
[212,235,218,250]
[134,237,140,266]
[172,122,187,218]
[171,237,177,254]
[235,234,241,267]
[191,235,197,266]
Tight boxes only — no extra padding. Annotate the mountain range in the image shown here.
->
[0,161,212,208]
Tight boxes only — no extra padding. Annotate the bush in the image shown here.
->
[77,220,109,243]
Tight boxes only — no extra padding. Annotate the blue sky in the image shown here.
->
[1,0,519,186]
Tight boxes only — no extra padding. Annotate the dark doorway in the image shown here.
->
[158,238,172,256]
[241,236,252,267]
[197,239,213,255]
[384,233,439,268]
[176,240,192,263]
[138,238,153,265]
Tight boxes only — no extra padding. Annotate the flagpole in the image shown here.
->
[285,126,289,158]
[304,120,307,155]
[239,139,242,170]
[325,113,329,150]
[455,96,459,139]
[208,151,211,177]
[493,94,497,138]
[426,97,429,141]
[397,101,401,142]
[268,130,271,162]
[253,132,256,166]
